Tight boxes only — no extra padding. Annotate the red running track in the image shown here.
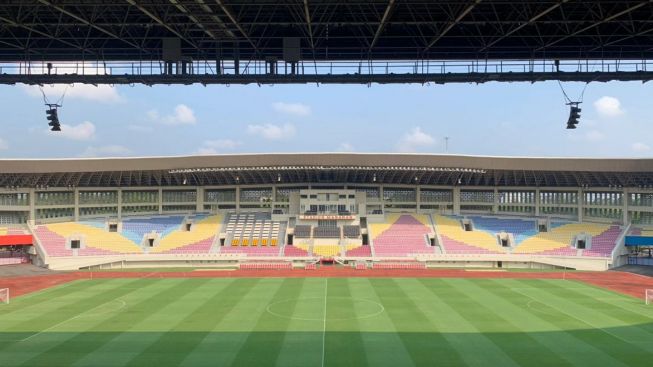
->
[1,268,653,300]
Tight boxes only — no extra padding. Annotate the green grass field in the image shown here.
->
[1,277,652,367]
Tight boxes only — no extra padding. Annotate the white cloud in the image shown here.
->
[21,83,122,103]
[0,137,8,150]
[594,96,624,118]
[195,139,242,154]
[272,102,311,117]
[395,127,435,152]
[337,142,355,152]
[632,142,651,153]
[149,104,197,125]
[247,123,296,140]
[80,145,132,157]
[47,121,96,141]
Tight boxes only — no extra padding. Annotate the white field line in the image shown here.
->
[18,298,126,342]
[513,288,649,345]
[321,278,328,367]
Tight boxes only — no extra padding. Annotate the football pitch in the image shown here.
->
[1,277,652,367]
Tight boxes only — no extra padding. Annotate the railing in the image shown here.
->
[3,59,653,84]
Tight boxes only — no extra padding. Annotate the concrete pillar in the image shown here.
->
[577,189,583,222]
[29,188,35,222]
[416,186,421,212]
[74,188,79,221]
[158,188,163,214]
[453,186,461,215]
[196,187,204,212]
[493,188,499,214]
[235,186,240,212]
[117,189,122,220]
[535,189,541,217]
[622,188,629,225]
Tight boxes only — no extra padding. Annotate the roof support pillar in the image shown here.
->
[453,186,461,215]
[577,188,583,223]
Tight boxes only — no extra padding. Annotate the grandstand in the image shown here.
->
[0,153,650,271]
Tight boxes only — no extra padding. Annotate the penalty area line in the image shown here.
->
[17,298,127,343]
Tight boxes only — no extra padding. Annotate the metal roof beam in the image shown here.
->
[536,1,651,51]
[369,0,395,53]
[125,0,199,50]
[480,0,568,52]
[423,0,482,53]
[38,0,148,54]
[214,0,262,58]
[0,15,95,56]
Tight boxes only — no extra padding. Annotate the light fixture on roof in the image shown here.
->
[566,102,582,129]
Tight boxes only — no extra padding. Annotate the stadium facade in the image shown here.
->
[0,153,652,271]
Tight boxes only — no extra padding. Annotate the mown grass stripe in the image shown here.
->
[10,282,188,366]
[403,278,519,367]
[121,279,240,366]
[66,278,213,367]
[369,278,470,367]
[539,279,653,329]
[439,278,577,366]
[347,278,415,367]
[229,278,308,367]
[0,278,146,347]
[274,278,327,367]
[522,279,653,355]
[495,279,647,367]
[178,278,283,367]
[319,278,369,367]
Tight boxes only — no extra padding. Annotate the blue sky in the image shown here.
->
[0,80,650,158]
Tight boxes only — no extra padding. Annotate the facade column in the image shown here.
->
[158,188,163,214]
[416,186,421,212]
[453,186,461,215]
[29,188,36,223]
[577,189,583,222]
[534,189,540,217]
[117,189,122,219]
[74,188,79,221]
[196,187,204,212]
[492,188,499,214]
[622,188,629,225]
[235,186,240,212]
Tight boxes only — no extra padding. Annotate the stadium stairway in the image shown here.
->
[371,214,434,256]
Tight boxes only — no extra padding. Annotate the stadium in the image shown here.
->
[2,1,653,366]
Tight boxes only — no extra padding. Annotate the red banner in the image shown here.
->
[0,234,33,246]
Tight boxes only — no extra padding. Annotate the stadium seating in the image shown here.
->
[284,244,310,257]
[313,226,340,238]
[150,215,223,254]
[468,216,538,244]
[293,225,311,238]
[35,222,143,256]
[372,262,426,270]
[121,216,183,244]
[221,245,280,256]
[240,262,292,270]
[346,245,372,257]
[513,222,614,255]
[579,225,622,257]
[371,214,434,256]
[225,212,285,247]
[434,215,505,254]
[343,225,361,238]
[312,243,341,257]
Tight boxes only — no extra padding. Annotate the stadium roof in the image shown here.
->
[1,153,652,188]
[2,0,653,61]
[2,1,653,84]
